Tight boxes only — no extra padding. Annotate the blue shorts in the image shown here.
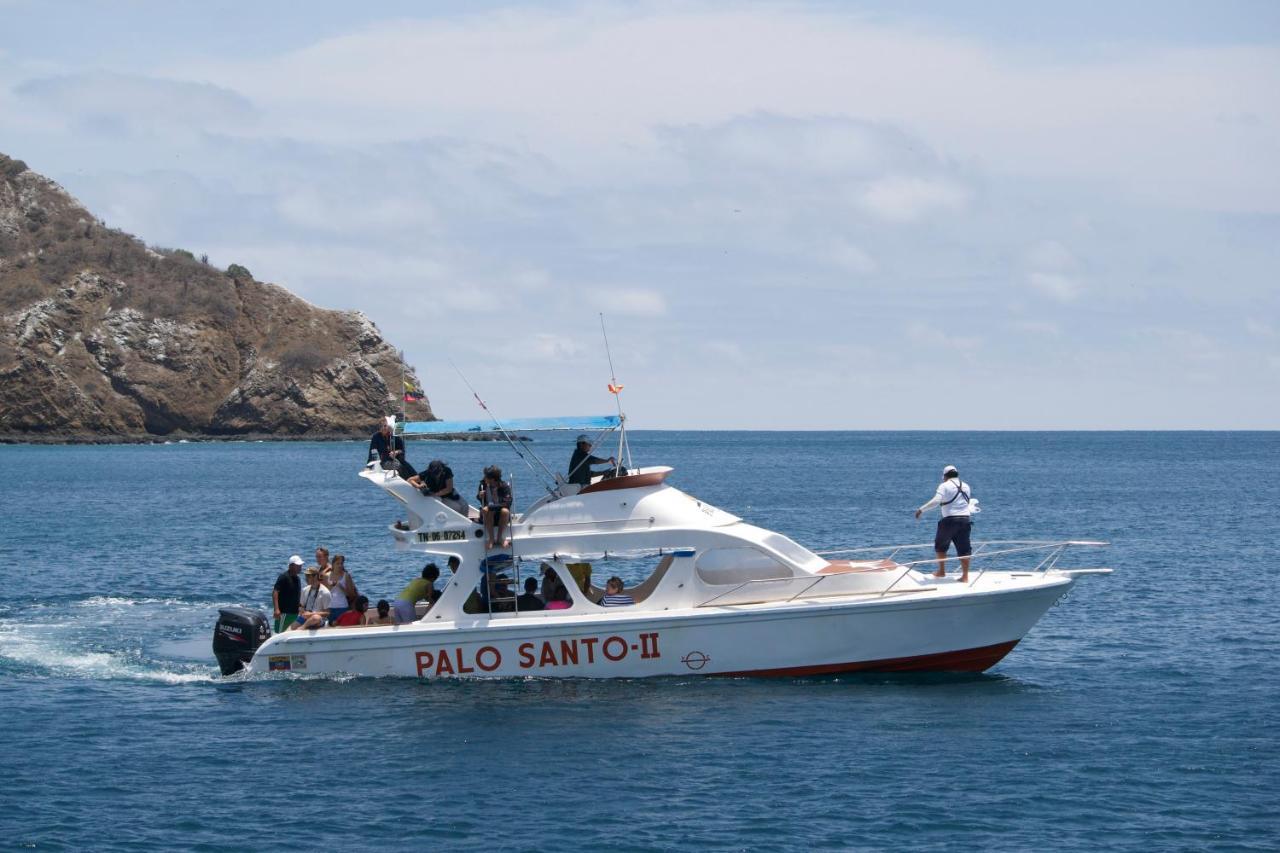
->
[935,516,973,556]
[328,607,348,625]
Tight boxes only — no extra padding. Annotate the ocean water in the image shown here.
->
[0,431,1276,851]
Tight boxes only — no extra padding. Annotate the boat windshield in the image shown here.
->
[759,533,826,571]
[695,547,794,585]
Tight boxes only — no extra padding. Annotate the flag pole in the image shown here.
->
[599,313,631,471]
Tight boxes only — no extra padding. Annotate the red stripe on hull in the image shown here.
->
[717,640,1020,678]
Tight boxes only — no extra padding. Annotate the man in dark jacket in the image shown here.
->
[567,435,615,487]
[369,421,416,478]
[409,459,469,515]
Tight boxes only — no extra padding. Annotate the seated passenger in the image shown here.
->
[366,599,395,626]
[333,595,369,627]
[408,459,468,516]
[489,574,515,613]
[517,576,544,612]
[393,563,440,624]
[600,576,635,607]
[567,435,616,487]
[369,422,416,478]
[324,554,358,625]
[476,465,513,549]
[290,566,331,629]
[545,578,573,610]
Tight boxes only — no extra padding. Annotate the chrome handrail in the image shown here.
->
[697,540,1108,606]
[815,539,1106,556]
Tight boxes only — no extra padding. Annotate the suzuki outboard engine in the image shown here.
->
[213,607,271,676]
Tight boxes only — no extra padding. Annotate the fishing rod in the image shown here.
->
[447,359,559,490]
[599,313,632,472]
[398,350,407,426]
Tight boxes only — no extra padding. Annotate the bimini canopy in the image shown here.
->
[399,415,620,436]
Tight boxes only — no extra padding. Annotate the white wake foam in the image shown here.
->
[0,597,223,684]
[0,628,214,683]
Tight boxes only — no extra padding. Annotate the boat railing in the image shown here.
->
[697,540,1108,607]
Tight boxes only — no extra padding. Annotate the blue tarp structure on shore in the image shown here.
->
[399,415,620,435]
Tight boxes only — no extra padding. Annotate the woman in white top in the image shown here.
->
[325,553,358,625]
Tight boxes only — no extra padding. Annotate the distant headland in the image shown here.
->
[0,153,436,443]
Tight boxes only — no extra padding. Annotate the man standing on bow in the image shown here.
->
[915,464,977,583]
[567,435,615,487]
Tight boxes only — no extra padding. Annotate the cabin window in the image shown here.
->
[695,548,794,585]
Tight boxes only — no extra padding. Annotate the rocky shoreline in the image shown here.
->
[0,431,517,445]
[1,153,438,440]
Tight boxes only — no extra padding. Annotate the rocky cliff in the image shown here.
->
[0,154,434,440]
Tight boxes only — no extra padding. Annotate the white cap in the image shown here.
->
[288,555,304,566]
[942,465,958,476]
[576,434,590,443]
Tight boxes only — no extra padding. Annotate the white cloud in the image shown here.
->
[588,288,667,317]
[1245,318,1274,338]
[1026,240,1076,272]
[827,240,878,275]
[1028,272,1082,303]
[1014,320,1063,337]
[857,176,969,223]
[527,333,585,361]
[173,6,1280,212]
[15,71,256,132]
[204,244,447,285]
[509,269,551,292]
[702,340,747,363]
[905,321,984,354]
[275,187,440,235]
[1143,327,1224,363]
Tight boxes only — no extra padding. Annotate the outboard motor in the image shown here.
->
[213,607,271,676]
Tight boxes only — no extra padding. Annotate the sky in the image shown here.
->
[2,1,1277,428]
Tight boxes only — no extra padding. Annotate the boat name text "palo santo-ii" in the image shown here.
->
[414,632,662,676]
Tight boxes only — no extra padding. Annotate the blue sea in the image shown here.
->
[1,431,1277,851]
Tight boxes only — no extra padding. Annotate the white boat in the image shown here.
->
[214,416,1111,679]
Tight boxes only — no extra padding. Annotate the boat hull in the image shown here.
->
[246,574,1071,679]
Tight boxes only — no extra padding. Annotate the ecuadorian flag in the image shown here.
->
[403,379,425,402]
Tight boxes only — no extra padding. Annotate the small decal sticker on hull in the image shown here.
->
[681,651,710,670]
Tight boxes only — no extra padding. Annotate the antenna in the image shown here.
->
[599,313,632,471]
[447,359,559,489]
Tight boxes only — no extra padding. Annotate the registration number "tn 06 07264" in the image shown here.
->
[417,529,466,542]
